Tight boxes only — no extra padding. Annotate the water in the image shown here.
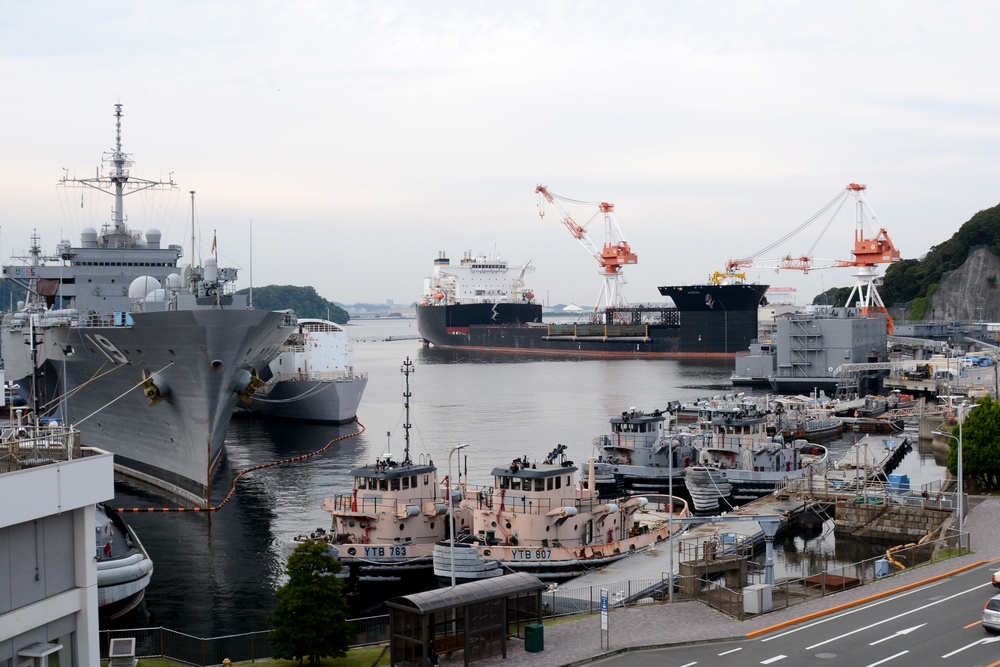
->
[109,318,947,636]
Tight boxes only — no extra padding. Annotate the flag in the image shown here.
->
[211,231,216,255]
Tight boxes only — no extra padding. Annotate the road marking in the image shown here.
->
[761,581,942,642]
[679,662,697,667]
[718,647,742,655]
[868,623,926,645]
[866,650,908,666]
[963,620,982,629]
[760,656,786,664]
[806,583,986,650]
[941,635,1000,658]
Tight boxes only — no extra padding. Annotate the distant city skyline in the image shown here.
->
[3,3,999,307]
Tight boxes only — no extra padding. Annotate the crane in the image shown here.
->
[535,185,637,311]
[725,183,901,333]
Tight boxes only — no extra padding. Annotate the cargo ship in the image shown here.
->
[416,250,768,357]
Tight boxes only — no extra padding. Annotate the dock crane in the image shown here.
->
[725,183,901,333]
[535,185,637,311]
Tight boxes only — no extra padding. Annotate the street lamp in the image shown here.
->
[448,443,470,587]
[956,402,977,546]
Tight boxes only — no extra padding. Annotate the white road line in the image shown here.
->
[760,656,786,664]
[865,650,908,666]
[868,623,926,645]
[718,647,743,655]
[760,581,943,642]
[805,583,986,650]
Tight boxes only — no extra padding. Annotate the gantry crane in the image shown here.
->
[725,183,901,333]
[535,185,637,311]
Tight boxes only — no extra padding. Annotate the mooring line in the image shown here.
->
[120,418,366,513]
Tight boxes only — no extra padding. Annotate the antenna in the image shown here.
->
[248,218,253,309]
[401,357,414,464]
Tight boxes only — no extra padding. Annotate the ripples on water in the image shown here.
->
[108,318,947,636]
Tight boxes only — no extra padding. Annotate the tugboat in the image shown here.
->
[286,358,466,580]
[432,444,689,584]
[684,407,828,512]
[591,406,703,497]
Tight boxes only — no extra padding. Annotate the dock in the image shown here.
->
[552,492,829,609]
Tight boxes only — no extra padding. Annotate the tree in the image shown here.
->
[270,539,351,665]
[946,396,1000,493]
[236,285,350,323]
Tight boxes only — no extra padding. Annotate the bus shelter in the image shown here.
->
[386,572,545,667]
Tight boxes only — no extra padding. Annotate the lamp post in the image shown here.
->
[448,443,470,587]
[956,402,975,546]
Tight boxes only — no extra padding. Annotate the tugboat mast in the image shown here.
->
[401,357,414,464]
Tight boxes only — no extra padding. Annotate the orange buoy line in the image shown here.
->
[120,418,366,513]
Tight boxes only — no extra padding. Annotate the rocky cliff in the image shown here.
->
[926,246,1000,321]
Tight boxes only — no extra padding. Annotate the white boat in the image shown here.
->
[432,444,689,584]
[684,407,828,512]
[95,503,154,617]
[244,318,368,423]
[286,358,465,580]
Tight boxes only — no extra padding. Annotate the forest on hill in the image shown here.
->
[234,285,349,323]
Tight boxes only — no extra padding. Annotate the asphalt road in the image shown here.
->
[590,563,1000,667]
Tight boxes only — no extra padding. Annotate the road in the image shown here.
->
[592,563,1000,667]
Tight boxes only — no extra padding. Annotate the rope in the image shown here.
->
[120,418,366,513]
[250,380,336,404]
[75,362,175,426]
[36,362,129,419]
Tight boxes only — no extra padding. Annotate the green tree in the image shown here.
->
[945,396,1000,493]
[237,285,350,323]
[270,539,351,665]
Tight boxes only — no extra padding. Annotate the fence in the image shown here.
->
[103,531,966,665]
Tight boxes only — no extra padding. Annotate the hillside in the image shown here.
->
[880,201,1000,319]
[234,285,349,323]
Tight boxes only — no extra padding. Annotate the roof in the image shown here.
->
[385,572,545,614]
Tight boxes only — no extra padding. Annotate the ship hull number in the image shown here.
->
[510,548,553,561]
[363,545,407,558]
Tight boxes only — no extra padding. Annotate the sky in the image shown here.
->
[3,2,1000,308]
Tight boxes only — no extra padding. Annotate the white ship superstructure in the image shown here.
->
[246,318,367,423]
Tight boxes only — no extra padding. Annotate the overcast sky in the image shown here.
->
[3,2,999,308]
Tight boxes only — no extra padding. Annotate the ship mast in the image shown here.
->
[58,104,177,247]
[401,357,414,464]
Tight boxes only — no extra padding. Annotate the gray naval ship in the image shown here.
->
[1,104,295,506]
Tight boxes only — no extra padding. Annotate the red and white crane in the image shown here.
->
[725,183,901,332]
[535,185,637,311]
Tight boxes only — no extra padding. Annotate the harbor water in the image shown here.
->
[109,317,948,636]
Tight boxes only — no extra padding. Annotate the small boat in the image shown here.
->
[286,358,465,580]
[95,503,154,618]
[244,318,368,423]
[684,407,828,512]
[432,444,689,584]
[591,406,704,497]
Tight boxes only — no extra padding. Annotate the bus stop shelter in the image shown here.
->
[386,572,545,667]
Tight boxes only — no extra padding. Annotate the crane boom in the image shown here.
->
[536,184,637,311]
[725,183,901,334]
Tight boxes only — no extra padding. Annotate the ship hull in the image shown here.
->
[244,376,368,423]
[417,284,767,358]
[9,309,292,504]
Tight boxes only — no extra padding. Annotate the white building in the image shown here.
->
[0,426,114,667]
